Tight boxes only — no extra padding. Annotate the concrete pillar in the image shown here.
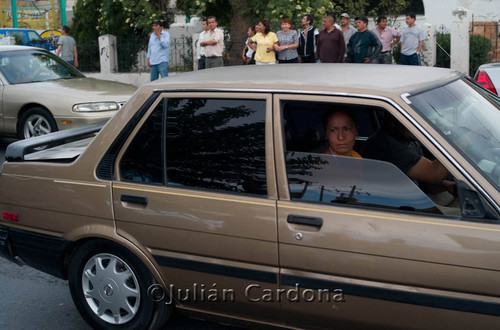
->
[421,23,436,67]
[450,7,469,74]
[98,34,118,74]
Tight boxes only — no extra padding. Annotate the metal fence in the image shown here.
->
[77,36,193,73]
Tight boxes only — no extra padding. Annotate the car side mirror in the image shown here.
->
[456,180,498,222]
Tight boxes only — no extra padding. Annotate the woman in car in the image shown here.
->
[323,109,362,158]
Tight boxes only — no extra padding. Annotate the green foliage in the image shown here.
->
[72,0,175,72]
[177,0,414,31]
[470,34,492,76]
[434,33,491,76]
[435,33,450,68]
[392,42,401,64]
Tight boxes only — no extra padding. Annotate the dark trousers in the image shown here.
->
[400,53,420,66]
[300,54,316,63]
[279,57,299,64]
[198,56,206,70]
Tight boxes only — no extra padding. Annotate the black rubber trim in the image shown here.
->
[281,274,500,317]
[8,227,71,279]
[154,255,277,284]
[97,92,160,180]
[6,121,106,162]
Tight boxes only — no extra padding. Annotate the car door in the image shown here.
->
[274,94,500,329]
[111,92,282,323]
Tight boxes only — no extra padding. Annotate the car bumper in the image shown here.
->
[0,225,70,279]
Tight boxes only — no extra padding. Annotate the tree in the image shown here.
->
[72,0,174,71]
[176,0,412,65]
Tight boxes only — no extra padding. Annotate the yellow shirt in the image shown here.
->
[251,32,278,63]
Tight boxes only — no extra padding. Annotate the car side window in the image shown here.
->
[283,100,461,218]
[120,97,268,196]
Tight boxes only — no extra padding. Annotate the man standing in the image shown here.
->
[371,16,401,64]
[56,26,78,67]
[339,13,356,49]
[147,19,170,81]
[298,14,319,63]
[200,16,224,68]
[346,16,381,63]
[400,13,425,66]
[196,19,209,70]
[315,14,345,63]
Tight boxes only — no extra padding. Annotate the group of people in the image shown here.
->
[241,12,425,66]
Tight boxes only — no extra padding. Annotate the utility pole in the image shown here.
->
[11,0,18,27]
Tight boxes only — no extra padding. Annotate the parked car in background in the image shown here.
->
[474,62,500,95]
[0,45,137,139]
[0,28,56,51]
[0,65,499,329]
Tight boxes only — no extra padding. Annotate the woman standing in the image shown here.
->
[241,25,256,64]
[275,18,299,63]
[248,20,279,65]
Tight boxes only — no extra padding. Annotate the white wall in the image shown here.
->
[423,0,500,31]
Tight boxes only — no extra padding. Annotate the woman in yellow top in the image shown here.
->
[323,109,362,158]
[248,20,279,65]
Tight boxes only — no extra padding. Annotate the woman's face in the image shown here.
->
[256,22,265,33]
[247,27,255,37]
[281,22,291,31]
[325,112,358,157]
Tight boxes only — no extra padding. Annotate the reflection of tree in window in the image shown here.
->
[120,100,164,184]
[166,98,267,196]
[286,152,441,214]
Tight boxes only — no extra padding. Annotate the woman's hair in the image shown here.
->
[249,25,256,34]
[324,109,358,132]
[281,18,292,25]
[259,20,271,34]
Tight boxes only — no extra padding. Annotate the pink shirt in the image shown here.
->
[371,26,401,52]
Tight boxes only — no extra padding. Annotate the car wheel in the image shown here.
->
[18,107,58,139]
[68,240,172,330]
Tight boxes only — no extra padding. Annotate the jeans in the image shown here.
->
[372,51,392,64]
[150,61,169,81]
[400,53,420,66]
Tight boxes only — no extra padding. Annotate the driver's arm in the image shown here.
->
[407,157,450,184]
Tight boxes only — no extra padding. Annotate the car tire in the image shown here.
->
[68,240,172,330]
[18,107,58,139]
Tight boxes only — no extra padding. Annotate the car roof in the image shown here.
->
[147,64,462,96]
[478,63,500,70]
[0,45,44,52]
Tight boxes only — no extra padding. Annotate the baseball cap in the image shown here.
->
[340,13,349,19]
[152,19,163,26]
[355,15,368,24]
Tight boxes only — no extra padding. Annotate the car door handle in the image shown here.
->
[287,215,323,227]
[121,194,148,205]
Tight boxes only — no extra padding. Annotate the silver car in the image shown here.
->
[0,45,137,138]
[474,62,500,95]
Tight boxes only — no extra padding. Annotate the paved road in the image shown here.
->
[0,137,242,330]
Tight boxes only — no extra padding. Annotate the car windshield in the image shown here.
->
[408,78,500,190]
[0,50,84,84]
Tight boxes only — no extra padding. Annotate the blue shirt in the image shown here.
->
[147,30,170,65]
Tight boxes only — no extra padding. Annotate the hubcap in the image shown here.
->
[23,114,52,138]
[81,253,140,325]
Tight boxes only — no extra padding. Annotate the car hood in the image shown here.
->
[13,77,137,102]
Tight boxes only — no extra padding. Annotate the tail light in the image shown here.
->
[475,70,498,95]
